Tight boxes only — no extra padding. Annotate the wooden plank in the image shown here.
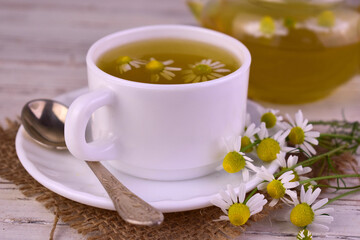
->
[0,181,84,239]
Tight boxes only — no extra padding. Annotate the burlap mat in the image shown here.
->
[0,119,280,240]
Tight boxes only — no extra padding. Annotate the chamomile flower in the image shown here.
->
[182,59,231,83]
[243,16,288,39]
[211,184,267,226]
[257,166,299,207]
[299,10,349,34]
[260,108,284,129]
[275,152,313,183]
[288,185,334,232]
[283,110,320,156]
[241,123,260,153]
[145,58,181,82]
[222,136,258,181]
[256,122,298,162]
[116,56,145,74]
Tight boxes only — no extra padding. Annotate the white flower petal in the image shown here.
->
[257,182,268,191]
[312,198,328,210]
[285,189,298,199]
[288,155,298,167]
[305,137,319,145]
[219,190,233,205]
[303,141,317,155]
[227,184,237,204]
[315,207,334,215]
[257,171,274,182]
[278,171,293,181]
[269,198,279,207]
[163,59,174,65]
[242,168,250,182]
[304,124,313,132]
[300,185,306,203]
[286,113,295,127]
[314,215,334,224]
[298,166,312,175]
[305,131,320,138]
[308,223,330,232]
[295,110,304,127]
[307,187,321,206]
[215,215,230,221]
[283,182,299,189]
[210,197,230,210]
[238,184,246,203]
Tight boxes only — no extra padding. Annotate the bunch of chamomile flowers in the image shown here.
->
[211,109,341,239]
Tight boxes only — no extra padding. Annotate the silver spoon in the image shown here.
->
[21,99,164,226]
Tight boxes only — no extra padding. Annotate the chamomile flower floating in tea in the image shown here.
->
[242,16,288,39]
[257,166,299,207]
[222,136,258,181]
[288,186,334,231]
[241,123,260,153]
[283,110,320,156]
[299,10,350,34]
[257,122,298,162]
[210,184,267,226]
[297,229,313,240]
[145,58,181,82]
[115,56,145,74]
[182,59,231,83]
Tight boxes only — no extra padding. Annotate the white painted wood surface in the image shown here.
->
[0,0,359,239]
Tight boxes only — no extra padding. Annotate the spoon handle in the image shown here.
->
[86,161,164,226]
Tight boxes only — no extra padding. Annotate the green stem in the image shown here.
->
[317,158,326,177]
[320,133,359,142]
[299,174,360,185]
[244,187,258,204]
[274,145,347,178]
[241,139,260,152]
[325,188,360,206]
[314,184,360,190]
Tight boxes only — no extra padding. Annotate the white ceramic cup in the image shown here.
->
[64,25,251,181]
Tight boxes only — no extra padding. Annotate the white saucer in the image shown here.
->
[15,88,278,213]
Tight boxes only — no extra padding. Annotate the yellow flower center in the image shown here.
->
[297,229,313,240]
[318,10,335,27]
[289,126,305,145]
[260,16,275,35]
[266,179,285,199]
[146,59,164,73]
[228,203,250,226]
[223,151,246,173]
[116,55,132,65]
[261,112,277,128]
[256,138,280,162]
[193,64,212,76]
[290,203,314,227]
[241,136,253,153]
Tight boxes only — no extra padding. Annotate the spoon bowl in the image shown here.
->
[21,99,67,150]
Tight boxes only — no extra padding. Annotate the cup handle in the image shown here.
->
[64,89,117,161]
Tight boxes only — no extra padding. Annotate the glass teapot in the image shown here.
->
[188,0,360,104]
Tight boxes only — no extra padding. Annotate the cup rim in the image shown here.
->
[86,24,251,90]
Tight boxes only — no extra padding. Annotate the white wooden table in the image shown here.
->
[1,0,359,239]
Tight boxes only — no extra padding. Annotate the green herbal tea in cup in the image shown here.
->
[96,38,240,84]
